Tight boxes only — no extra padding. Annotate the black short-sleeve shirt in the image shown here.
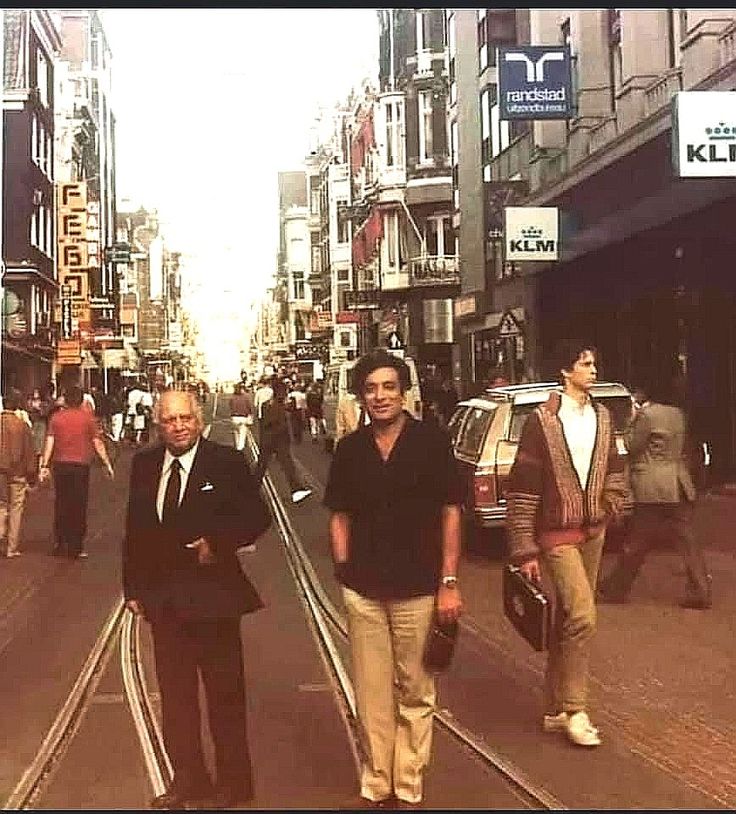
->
[324,415,464,600]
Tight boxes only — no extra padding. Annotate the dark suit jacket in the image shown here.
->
[123,438,272,619]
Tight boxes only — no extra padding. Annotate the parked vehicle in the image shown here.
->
[322,356,423,453]
[448,381,635,549]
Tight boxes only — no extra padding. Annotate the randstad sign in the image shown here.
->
[504,207,559,261]
[498,45,573,120]
[672,91,736,178]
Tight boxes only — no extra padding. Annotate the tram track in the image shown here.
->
[242,424,565,810]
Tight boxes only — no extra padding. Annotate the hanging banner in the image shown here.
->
[504,207,559,261]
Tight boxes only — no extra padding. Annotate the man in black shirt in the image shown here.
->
[324,350,463,810]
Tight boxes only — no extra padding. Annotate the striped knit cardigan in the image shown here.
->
[506,391,628,565]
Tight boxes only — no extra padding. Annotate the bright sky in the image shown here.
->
[98,8,378,381]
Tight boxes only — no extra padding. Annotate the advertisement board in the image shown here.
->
[504,207,559,261]
[498,45,573,120]
[672,91,736,178]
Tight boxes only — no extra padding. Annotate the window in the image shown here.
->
[490,102,510,159]
[478,16,488,72]
[310,187,320,216]
[30,208,38,248]
[293,271,305,300]
[424,215,451,256]
[31,115,38,165]
[384,99,404,168]
[311,245,321,275]
[451,121,459,167]
[338,267,350,281]
[416,10,430,52]
[447,12,456,59]
[337,200,350,243]
[456,406,496,459]
[385,211,398,267]
[418,90,433,164]
[36,50,49,107]
[46,205,52,255]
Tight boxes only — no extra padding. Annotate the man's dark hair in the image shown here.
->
[547,340,599,384]
[4,388,22,411]
[65,385,84,408]
[352,350,410,395]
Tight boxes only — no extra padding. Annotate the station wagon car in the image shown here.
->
[447,382,635,545]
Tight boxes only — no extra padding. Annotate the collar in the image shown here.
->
[163,438,200,476]
[559,391,593,415]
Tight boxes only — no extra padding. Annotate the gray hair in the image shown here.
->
[153,388,204,428]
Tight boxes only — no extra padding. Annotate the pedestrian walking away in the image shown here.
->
[39,385,115,559]
[122,389,272,810]
[229,383,254,452]
[306,381,327,440]
[254,378,312,504]
[598,377,712,609]
[324,349,464,809]
[505,341,628,748]
[0,389,38,558]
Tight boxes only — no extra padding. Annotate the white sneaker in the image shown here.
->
[291,488,313,504]
[6,550,22,559]
[565,711,601,747]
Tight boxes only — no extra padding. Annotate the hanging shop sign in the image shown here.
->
[672,91,736,178]
[504,207,559,261]
[498,45,573,120]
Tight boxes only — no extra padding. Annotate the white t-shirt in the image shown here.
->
[557,392,597,488]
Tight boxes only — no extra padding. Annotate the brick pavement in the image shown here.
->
[461,493,736,808]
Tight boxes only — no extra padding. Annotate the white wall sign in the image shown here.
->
[504,207,559,261]
[672,91,736,178]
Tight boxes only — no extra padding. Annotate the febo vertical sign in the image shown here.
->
[498,45,573,120]
[672,91,736,177]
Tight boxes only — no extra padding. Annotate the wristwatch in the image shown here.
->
[441,575,458,589]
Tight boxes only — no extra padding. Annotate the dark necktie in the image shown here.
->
[162,459,181,525]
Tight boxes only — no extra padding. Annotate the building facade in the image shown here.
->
[2,9,62,395]
[452,8,736,479]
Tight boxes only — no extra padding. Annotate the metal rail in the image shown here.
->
[3,599,125,810]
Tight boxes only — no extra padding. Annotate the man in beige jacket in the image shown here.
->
[0,389,37,557]
[598,379,711,609]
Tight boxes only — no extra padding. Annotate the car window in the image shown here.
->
[447,406,469,446]
[509,404,536,442]
[456,405,497,458]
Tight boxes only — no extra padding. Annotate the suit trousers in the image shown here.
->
[601,502,710,601]
[342,587,436,805]
[0,473,28,554]
[52,463,90,555]
[150,614,253,798]
[542,532,605,715]
[254,431,301,492]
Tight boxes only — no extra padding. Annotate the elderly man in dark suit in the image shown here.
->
[123,389,271,809]
[598,378,711,609]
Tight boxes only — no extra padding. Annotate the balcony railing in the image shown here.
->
[643,68,682,119]
[409,255,460,287]
[344,288,380,310]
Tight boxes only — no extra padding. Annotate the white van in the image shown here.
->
[323,356,423,453]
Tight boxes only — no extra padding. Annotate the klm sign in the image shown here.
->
[673,91,736,178]
[504,207,560,262]
[498,45,573,120]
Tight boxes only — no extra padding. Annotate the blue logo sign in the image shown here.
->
[498,45,573,121]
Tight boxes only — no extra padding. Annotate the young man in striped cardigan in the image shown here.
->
[506,341,628,747]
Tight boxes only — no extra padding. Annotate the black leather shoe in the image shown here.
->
[150,786,187,809]
[679,596,712,610]
[150,784,213,810]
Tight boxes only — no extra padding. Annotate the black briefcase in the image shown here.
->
[502,564,552,652]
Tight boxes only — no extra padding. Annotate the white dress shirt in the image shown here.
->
[557,392,597,488]
[156,440,200,522]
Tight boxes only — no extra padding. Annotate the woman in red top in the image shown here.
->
[39,386,114,559]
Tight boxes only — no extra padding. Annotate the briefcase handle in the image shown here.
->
[506,563,547,602]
